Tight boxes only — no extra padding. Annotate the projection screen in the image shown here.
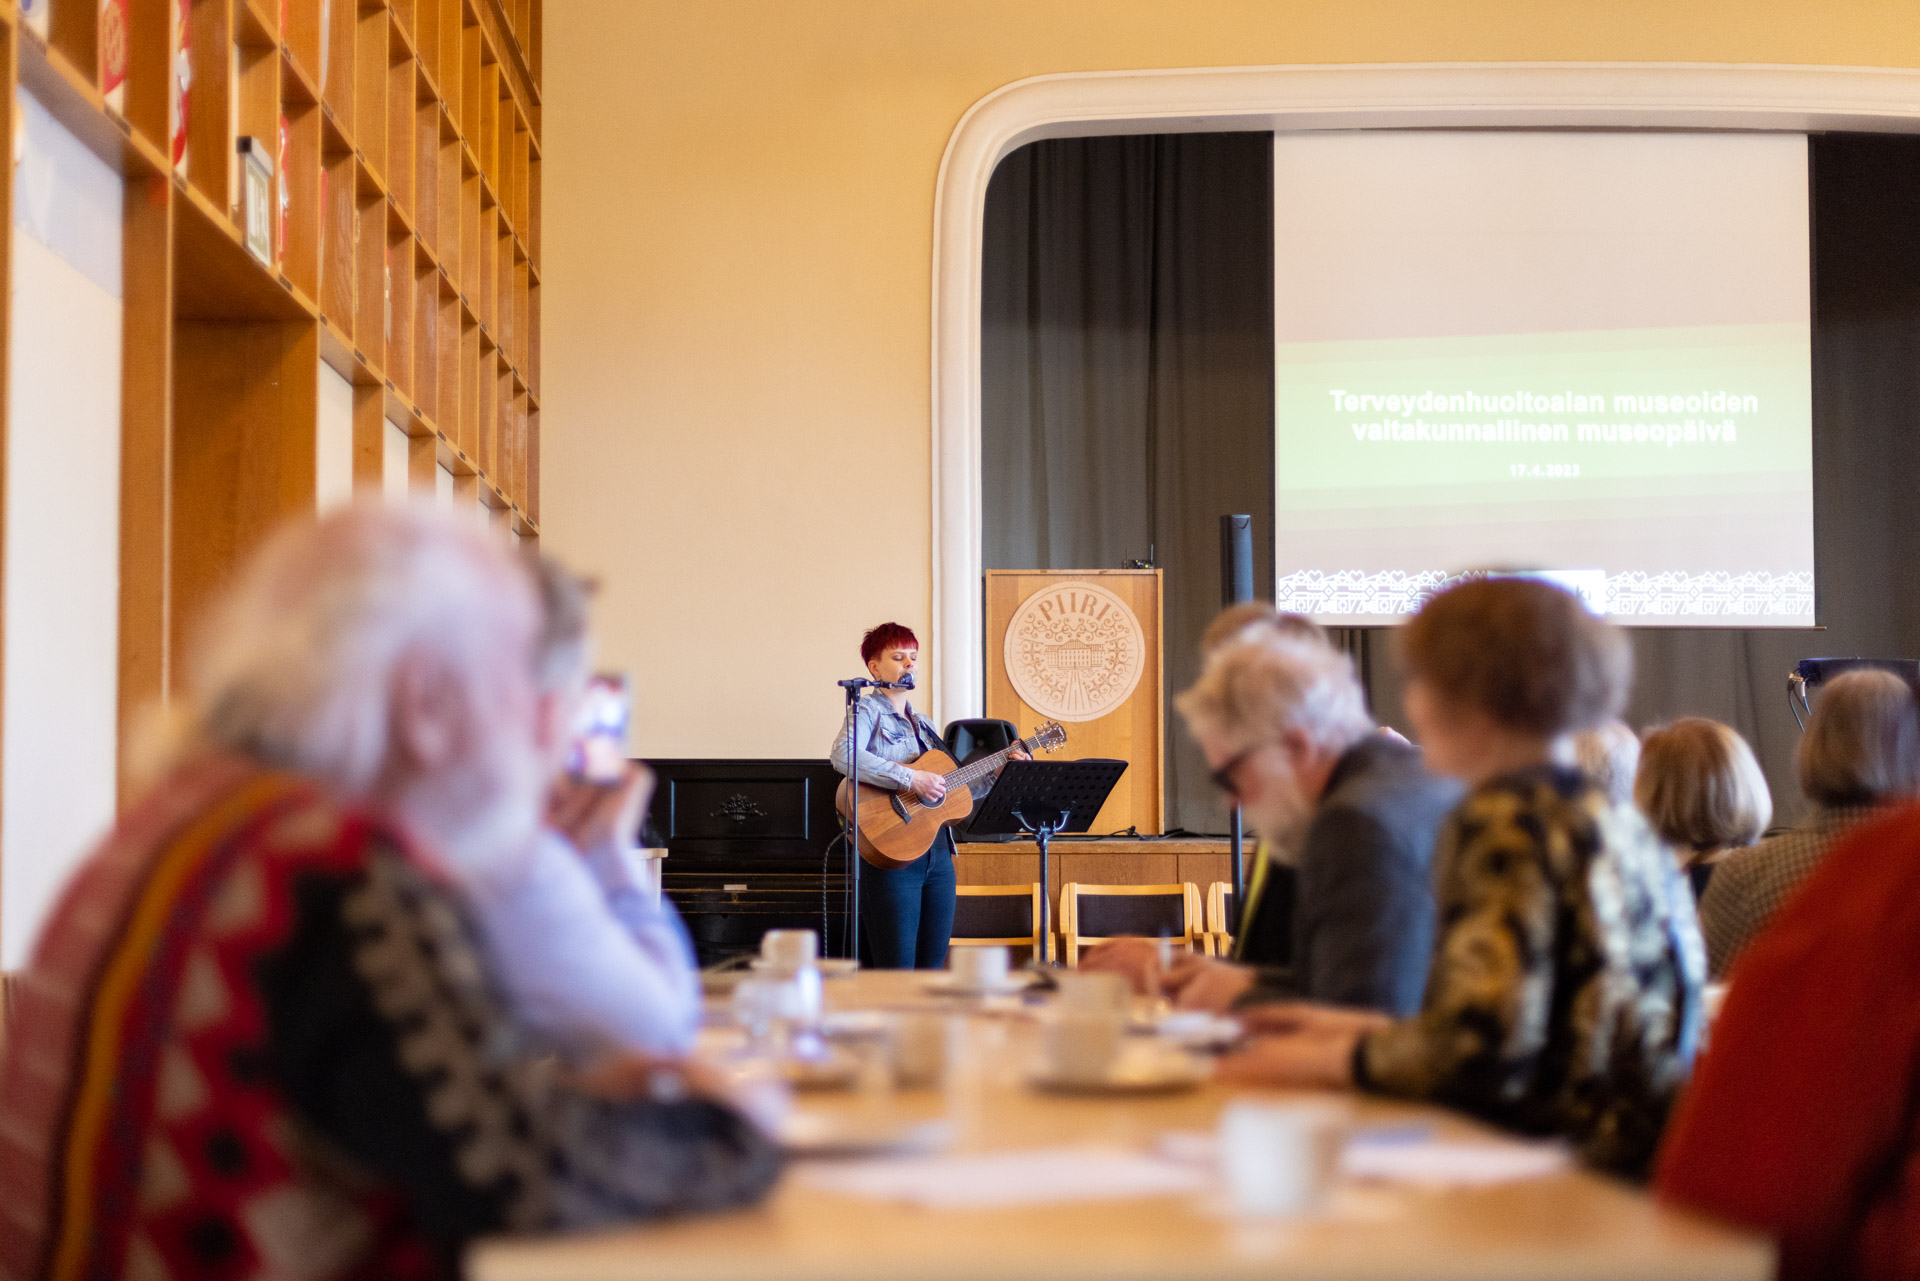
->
[1272,131,1814,626]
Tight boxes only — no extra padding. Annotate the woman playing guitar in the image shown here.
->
[829,623,1027,969]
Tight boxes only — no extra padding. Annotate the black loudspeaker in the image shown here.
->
[1787,657,1920,731]
[1794,657,1920,692]
[1220,514,1254,606]
[942,718,1021,842]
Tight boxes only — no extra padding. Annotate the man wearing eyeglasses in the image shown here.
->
[1084,624,1458,1016]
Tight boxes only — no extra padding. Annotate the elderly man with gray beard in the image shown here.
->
[1083,626,1459,1016]
[0,507,779,1281]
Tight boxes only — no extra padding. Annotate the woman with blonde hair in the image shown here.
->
[1635,717,1772,897]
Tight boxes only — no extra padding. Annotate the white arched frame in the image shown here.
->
[929,60,1920,724]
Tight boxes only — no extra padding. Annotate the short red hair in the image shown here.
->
[861,622,918,666]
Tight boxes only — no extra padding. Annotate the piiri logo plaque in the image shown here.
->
[1004,583,1145,723]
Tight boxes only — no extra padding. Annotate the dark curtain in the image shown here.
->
[982,134,1275,834]
[983,131,1920,833]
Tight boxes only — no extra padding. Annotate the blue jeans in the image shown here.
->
[859,831,956,970]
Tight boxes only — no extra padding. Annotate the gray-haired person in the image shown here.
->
[1699,669,1920,978]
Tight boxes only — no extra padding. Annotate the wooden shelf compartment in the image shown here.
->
[283,0,322,87]
[434,103,459,278]
[526,0,538,88]
[457,1,478,143]
[235,0,274,48]
[410,63,436,254]
[319,0,352,139]
[477,196,499,344]
[475,327,498,477]
[525,272,537,396]
[182,0,233,208]
[122,0,173,154]
[509,250,526,379]
[352,181,385,373]
[169,318,322,694]
[457,146,479,303]
[434,273,459,453]
[506,379,526,509]
[383,21,413,222]
[318,139,353,332]
[507,113,526,236]
[16,22,169,178]
[435,0,460,112]
[352,0,382,175]
[524,400,537,524]
[411,243,438,422]
[384,215,413,402]
[455,297,479,460]
[278,89,321,300]
[525,144,536,266]
[234,13,278,224]
[474,46,496,193]
[47,0,99,95]
[173,176,311,322]
[491,210,511,365]
[407,0,432,75]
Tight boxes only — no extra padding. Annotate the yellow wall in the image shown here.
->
[542,0,1920,760]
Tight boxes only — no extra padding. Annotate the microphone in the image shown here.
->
[836,674,916,690]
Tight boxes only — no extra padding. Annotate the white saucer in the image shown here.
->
[920,972,1038,996]
[778,1112,955,1158]
[1026,1049,1210,1096]
[1139,1011,1242,1050]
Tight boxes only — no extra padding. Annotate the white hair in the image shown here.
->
[1176,630,1374,755]
[185,502,540,798]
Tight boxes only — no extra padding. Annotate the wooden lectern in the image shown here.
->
[983,569,1162,835]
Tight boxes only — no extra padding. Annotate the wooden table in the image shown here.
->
[472,973,1769,1281]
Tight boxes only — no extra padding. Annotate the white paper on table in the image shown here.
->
[1339,1131,1571,1187]
[799,1144,1211,1209]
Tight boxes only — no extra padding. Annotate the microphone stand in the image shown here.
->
[836,675,912,963]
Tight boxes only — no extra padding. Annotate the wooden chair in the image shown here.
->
[951,883,1052,963]
[1203,882,1237,958]
[1057,883,1203,967]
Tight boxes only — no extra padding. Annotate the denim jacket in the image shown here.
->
[829,694,941,791]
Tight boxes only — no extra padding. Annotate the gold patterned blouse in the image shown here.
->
[1354,765,1707,1179]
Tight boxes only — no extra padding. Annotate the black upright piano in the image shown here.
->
[640,758,851,966]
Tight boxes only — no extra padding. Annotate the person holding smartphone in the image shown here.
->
[830,623,1025,969]
[457,567,704,1061]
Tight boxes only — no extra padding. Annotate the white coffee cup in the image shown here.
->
[1218,1099,1348,1216]
[1043,1009,1123,1085]
[761,929,818,971]
[1053,969,1130,1014]
[892,1012,951,1088]
[949,945,1010,990]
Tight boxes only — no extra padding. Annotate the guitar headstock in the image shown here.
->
[1028,721,1068,754]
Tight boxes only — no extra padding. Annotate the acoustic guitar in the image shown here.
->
[837,721,1068,869]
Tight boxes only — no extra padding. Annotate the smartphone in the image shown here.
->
[567,672,632,782]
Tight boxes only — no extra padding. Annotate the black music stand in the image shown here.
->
[968,759,1127,967]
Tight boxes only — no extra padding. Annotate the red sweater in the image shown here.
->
[1656,804,1920,1281]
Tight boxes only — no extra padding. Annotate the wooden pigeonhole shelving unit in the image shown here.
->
[5,0,541,791]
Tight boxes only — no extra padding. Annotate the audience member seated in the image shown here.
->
[1216,578,1705,1180]
[1083,622,1459,1016]
[460,555,701,1060]
[1634,717,1772,897]
[0,507,780,1281]
[1574,717,1641,806]
[1656,805,1920,1280]
[1697,669,1920,978]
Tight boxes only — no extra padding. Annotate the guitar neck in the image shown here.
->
[942,736,1035,792]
